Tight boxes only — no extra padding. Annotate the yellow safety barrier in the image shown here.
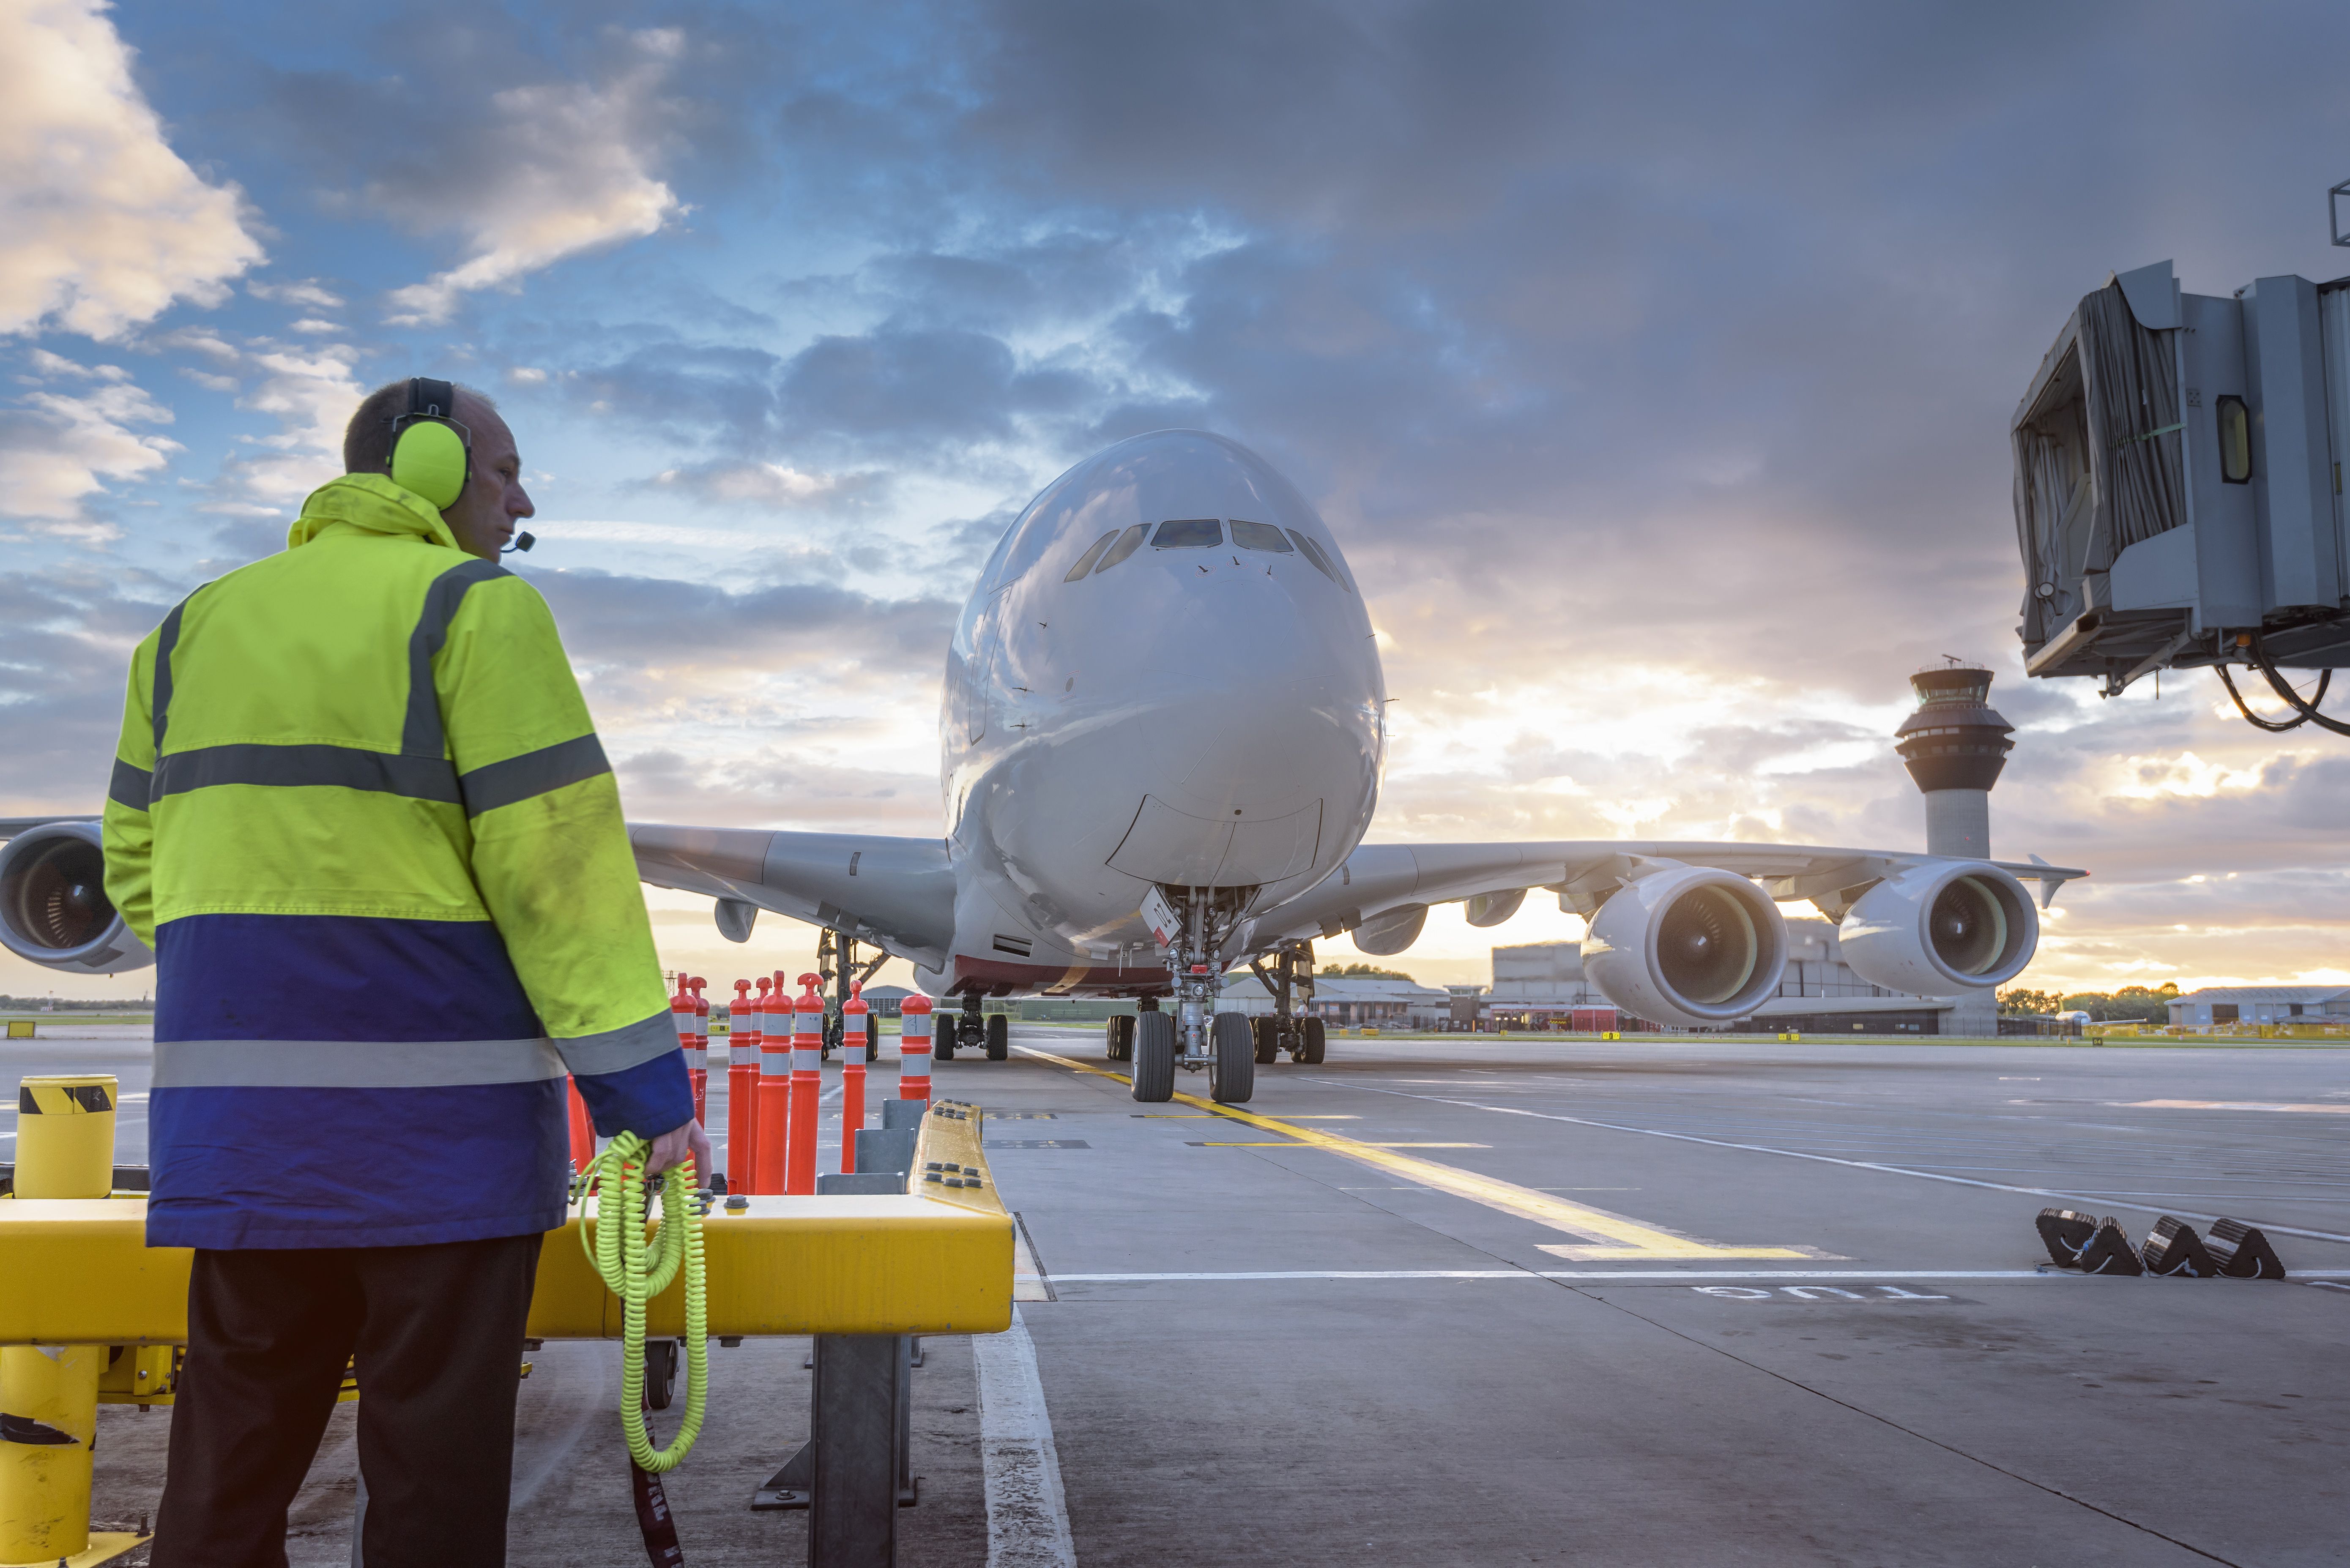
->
[0,1093,1009,1565]
[1,1074,135,1567]
[0,1106,1012,1347]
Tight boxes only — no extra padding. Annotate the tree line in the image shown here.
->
[1998,982,2180,1022]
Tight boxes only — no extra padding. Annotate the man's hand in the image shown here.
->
[643,1118,713,1180]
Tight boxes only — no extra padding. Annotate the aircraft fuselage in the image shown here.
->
[919,431,1386,997]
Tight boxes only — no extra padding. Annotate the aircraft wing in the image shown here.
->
[628,824,958,971]
[0,817,98,839]
[1243,839,2090,952]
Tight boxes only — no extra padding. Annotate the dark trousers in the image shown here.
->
[152,1233,544,1568]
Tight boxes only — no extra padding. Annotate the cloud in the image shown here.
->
[0,373,179,535]
[246,278,344,310]
[0,0,263,339]
[377,31,686,324]
[644,461,889,512]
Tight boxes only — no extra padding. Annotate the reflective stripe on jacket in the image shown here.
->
[102,473,689,1248]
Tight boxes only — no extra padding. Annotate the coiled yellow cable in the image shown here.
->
[574,1131,708,1472]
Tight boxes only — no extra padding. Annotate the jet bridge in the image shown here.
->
[2013,256,2350,707]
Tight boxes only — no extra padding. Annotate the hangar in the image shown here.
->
[2166,986,2350,1028]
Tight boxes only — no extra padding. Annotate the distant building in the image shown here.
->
[1218,973,1453,1029]
[861,984,914,1018]
[2166,986,2350,1028]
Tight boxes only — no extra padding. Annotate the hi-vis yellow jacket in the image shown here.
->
[102,473,688,1248]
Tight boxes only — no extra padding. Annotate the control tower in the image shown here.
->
[1895,663,2014,860]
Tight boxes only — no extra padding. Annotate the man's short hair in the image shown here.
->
[343,379,497,475]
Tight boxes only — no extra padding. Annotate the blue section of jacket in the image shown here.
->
[147,913,692,1249]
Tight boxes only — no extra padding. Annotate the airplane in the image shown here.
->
[0,429,2087,1104]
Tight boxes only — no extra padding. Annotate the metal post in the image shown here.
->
[808,1335,905,1567]
[0,1074,116,1563]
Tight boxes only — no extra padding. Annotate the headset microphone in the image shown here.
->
[503,532,535,555]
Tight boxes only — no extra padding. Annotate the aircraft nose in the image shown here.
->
[1137,579,1382,830]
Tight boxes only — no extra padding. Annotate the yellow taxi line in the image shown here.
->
[1016,1046,1821,1261]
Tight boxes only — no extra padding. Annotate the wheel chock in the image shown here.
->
[2206,1217,2289,1279]
[2139,1216,2220,1276]
[2034,1207,2098,1268]
[2074,1216,2144,1275]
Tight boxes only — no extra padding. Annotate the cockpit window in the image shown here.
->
[1092,524,1147,575]
[1152,518,1223,549]
[1229,518,1292,553]
[1286,528,1347,588]
[1064,530,1120,582]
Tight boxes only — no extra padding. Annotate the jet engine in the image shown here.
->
[1463,888,1525,927]
[1838,861,2037,995]
[0,822,152,976]
[1582,866,1786,1030]
[1350,903,1427,956]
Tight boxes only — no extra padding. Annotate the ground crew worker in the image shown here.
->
[100,377,707,1568]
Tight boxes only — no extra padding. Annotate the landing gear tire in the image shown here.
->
[937,1024,958,1063]
[1106,1015,1134,1062]
[985,1012,1009,1060]
[1295,1017,1327,1065]
[1131,1013,1176,1102]
[1251,1017,1279,1064]
[865,1015,879,1063]
[1210,1012,1256,1104]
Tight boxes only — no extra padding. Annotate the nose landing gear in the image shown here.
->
[1129,886,1258,1104]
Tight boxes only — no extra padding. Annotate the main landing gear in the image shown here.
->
[817,928,886,1062]
[938,994,1009,1063]
[1249,942,1326,1065]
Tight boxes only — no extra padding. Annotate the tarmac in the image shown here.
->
[8,1025,2348,1566]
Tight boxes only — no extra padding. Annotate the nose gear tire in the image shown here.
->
[1131,1012,1176,1101]
[1210,1012,1256,1103]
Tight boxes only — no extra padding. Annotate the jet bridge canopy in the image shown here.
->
[2014,259,2350,694]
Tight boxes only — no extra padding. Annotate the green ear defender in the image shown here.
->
[387,377,472,511]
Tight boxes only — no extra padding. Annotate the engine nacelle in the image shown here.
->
[1351,903,1427,956]
[0,822,152,976]
[1839,861,2037,994]
[1582,866,1785,1030]
[1463,888,1525,928]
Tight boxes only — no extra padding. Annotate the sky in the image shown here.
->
[5,0,2349,1001]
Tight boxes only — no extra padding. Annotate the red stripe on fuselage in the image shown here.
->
[952,954,1168,997]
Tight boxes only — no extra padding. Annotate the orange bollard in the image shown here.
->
[786,973,824,1194]
[731,977,767,1192]
[566,1076,594,1169]
[690,977,709,1085]
[754,978,793,1196]
[897,992,933,1102]
[682,980,706,1126]
[840,983,869,1173]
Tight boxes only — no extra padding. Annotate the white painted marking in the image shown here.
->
[2125,1100,2350,1114]
[974,1304,1077,1568]
[1781,1286,1867,1300]
[1693,1286,1772,1299]
[1039,1268,2350,1283]
[1334,1083,2350,1246]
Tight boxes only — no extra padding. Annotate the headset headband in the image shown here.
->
[406,377,458,423]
